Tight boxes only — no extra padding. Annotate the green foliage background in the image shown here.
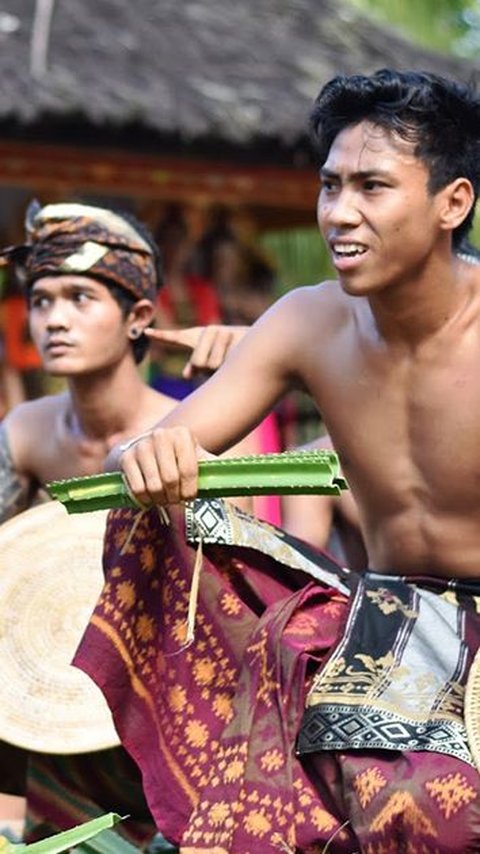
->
[349,0,480,56]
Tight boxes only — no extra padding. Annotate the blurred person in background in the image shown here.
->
[150,204,221,400]
[0,256,29,420]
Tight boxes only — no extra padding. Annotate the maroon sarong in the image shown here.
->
[75,504,480,852]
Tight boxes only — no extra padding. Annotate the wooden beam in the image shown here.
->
[0,140,319,213]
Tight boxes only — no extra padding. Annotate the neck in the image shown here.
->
[65,358,147,443]
[367,252,468,348]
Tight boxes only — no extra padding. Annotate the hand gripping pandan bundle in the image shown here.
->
[47,449,348,652]
[47,449,348,513]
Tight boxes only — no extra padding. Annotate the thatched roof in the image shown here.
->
[0,0,477,159]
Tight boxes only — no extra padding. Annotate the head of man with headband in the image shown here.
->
[4,199,162,364]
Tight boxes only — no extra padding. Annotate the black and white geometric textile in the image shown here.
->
[298,572,480,767]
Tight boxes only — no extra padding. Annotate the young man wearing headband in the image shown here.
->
[0,199,288,848]
[0,200,177,847]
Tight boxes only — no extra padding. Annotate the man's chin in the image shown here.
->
[338,275,382,297]
[41,357,81,376]
[339,279,369,297]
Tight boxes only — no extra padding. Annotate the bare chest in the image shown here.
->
[309,333,480,512]
[34,435,111,485]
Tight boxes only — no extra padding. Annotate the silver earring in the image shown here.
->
[130,327,140,339]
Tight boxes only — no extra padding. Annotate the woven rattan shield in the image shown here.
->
[0,501,119,753]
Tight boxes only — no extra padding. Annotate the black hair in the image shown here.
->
[309,68,480,247]
[106,282,150,363]
[110,209,162,364]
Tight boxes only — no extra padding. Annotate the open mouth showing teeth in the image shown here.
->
[333,243,367,257]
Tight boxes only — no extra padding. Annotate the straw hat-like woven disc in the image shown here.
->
[465,648,480,773]
[0,501,120,754]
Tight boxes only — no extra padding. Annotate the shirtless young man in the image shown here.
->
[1,202,175,509]
[0,200,177,846]
[99,70,480,850]
[116,69,480,578]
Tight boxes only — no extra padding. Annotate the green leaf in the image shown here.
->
[71,827,137,852]
[0,835,18,854]
[7,813,125,853]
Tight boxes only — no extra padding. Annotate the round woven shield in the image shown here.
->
[465,648,480,773]
[0,501,119,754]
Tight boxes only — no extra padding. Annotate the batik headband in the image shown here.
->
[2,200,159,302]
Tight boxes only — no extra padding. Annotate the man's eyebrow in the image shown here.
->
[319,167,393,181]
[30,280,97,294]
[68,281,96,290]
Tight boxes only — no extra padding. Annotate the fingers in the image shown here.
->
[183,325,237,378]
[145,324,248,377]
[144,327,202,351]
[120,426,200,507]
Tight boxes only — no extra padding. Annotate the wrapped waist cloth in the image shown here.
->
[299,572,480,765]
[74,501,480,853]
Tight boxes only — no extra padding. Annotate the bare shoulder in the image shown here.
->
[255,281,352,355]
[198,280,353,382]
[467,262,480,298]
[4,392,68,471]
[5,392,67,432]
[268,281,350,327]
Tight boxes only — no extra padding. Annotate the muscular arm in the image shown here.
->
[0,423,32,523]
[116,288,326,504]
[151,293,312,450]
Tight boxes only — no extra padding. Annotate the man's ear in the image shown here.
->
[438,177,475,234]
[127,299,156,337]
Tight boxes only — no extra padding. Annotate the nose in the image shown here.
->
[45,299,70,330]
[318,187,362,230]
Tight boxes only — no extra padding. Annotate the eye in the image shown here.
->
[30,293,50,309]
[363,179,386,192]
[72,290,91,304]
[320,177,339,194]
